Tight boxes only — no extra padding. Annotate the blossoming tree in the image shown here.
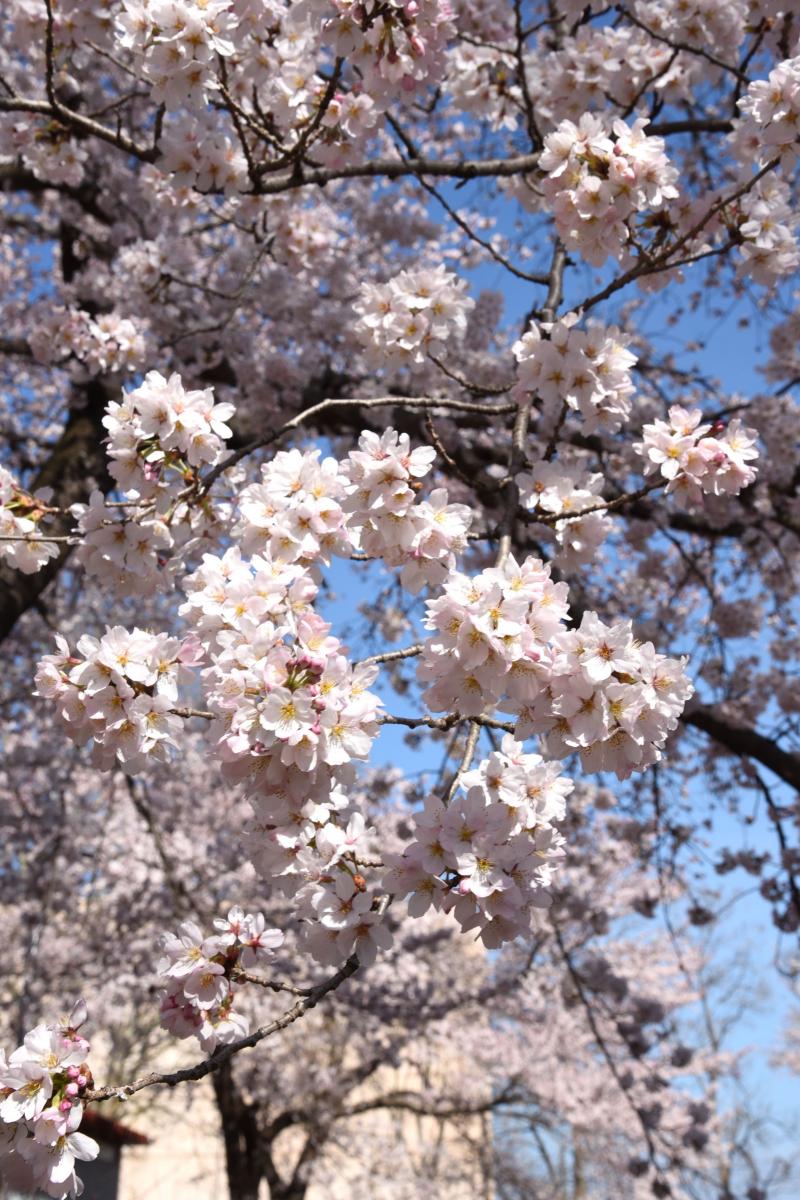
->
[0,0,798,1195]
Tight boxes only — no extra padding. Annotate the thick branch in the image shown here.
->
[681,705,800,793]
[251,151,541,193]
[0,381,111,645]
[340,1089,517,1121]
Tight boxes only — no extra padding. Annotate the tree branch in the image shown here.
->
[85,953,362,1105]
[681,705,800,793]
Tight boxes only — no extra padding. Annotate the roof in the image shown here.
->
[82,1110,151,1147]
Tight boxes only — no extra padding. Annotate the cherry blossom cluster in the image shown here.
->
[73,491,175,598]
[236,447,351,565]
[342,429,473,593]
[159,113,248,195]
[179,547,390,966]
[0,116,87,187]
[103,370,235,496]
[418,553,571,717]
[314,89,379,165]
[238,23,325,138]
[236,431,472,592]
[354,265,474,368]
[295,822,395,968]
[72,375,236,594]
[510,612,693,780]
[736,55,800,169]
[385,736,572,947]
[178,545,316,644]
[116,0,239,109]
[444,43,522,132]
[512,312,638,435]
[28,308,147,377]
[0,466,59,575]
[34,627,199,773]
[0,1002,98,1200]
[516,461,610,570]
[635,405,759,506]
[736,176,799,285]
[206,608,380,780]
[159,908,283,1053]
[308,0,455,98]
[3,0,119,55]
[418,557,692,779]
[181,549,375,784]
[539,115,679,266]
[632,0,747,64]
[523,26,677,136]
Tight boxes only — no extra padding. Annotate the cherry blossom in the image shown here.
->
[635,405,759,506]
[540,115,679,266]
[354,266,475,368]
[0,467,59,575]
[158,909,283,1052]
[0,1005,98,1200]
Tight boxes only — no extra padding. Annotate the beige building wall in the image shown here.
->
[113,1049,492,1199]
[117,1076,228,1199]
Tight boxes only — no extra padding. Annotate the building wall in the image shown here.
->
[113,1054,492,1199]
[117,1079,229,1200]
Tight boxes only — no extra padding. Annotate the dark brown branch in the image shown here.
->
[200,395,517,493]
[0,380,112,646]
[681,705,800,794]
[85,953,361,1104]
[250,151,541,193]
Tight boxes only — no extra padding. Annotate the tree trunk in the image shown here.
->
[0,378,113,645]
[213,1061,266,1200]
